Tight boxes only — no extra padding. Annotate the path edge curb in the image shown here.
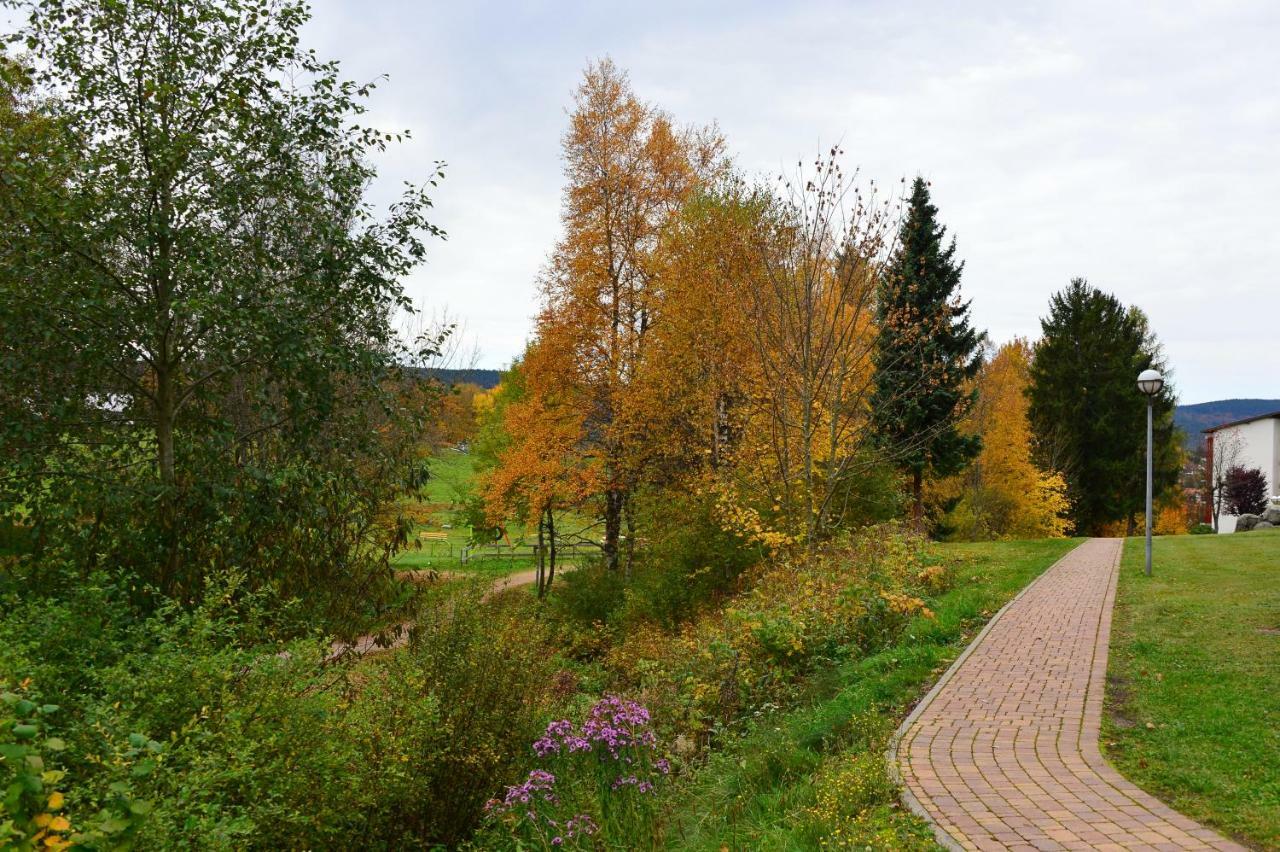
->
[884,539,1090,852]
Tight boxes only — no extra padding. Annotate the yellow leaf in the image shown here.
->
[47,791,65,811]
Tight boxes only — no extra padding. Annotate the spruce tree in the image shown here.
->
[871,177,983,523]
[1026,279,1180,535]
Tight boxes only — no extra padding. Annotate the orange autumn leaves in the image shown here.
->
[482,62,901,556]
[481,59,1066,554]
[481,347,599,531]
[481,59,734,560]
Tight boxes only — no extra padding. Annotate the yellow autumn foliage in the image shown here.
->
[601,526,947,735]
[942,340,1070,539]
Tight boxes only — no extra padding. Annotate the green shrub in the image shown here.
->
[0,519,29,556]
[615,492,759,631]
[0,566,560,849]
[552,561,628,634]
[1189,522,1215,535]
[0,576,141,705]
[0,684,159,851]
[552,490,760,641]
[358,587,559,844]
[122,585,558,848]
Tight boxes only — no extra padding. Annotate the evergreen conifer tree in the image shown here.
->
[1026,278,1180,535]
[871,177,983,523]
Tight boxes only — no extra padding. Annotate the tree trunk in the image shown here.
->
[536,508,546,599]
[911,468,924,529]
[801,381,816,559]
[546,507,557,594]
[154,173,181,593]
[603,488,623,571]
[155,362,180,592]
[1211,477,1221,532]
[624,499,635,579]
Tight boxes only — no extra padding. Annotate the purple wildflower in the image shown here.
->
[489,698,663,840]
[578,694,659,759]
[534,719,576,756]
[565,813,598,838]
[493,768,559,813]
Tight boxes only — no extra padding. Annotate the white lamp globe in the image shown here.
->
[1137,369,1164,396]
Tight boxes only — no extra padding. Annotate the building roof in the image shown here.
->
[1202,410,1280,434]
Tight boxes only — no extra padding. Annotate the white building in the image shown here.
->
[1204,411,1280,532]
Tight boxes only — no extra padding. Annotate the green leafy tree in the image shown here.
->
[871,177,983,523]
[0,0,442,614]
[1026,278,1179,535]
[0,55,65,452]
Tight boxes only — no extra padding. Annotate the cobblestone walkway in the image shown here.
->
[893,538,1245,851]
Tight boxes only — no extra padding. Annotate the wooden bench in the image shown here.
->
[418,531,449,542]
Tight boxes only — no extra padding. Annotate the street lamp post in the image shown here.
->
[1137,369,1164,576]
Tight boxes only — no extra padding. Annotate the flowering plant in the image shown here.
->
[485,695,669,848]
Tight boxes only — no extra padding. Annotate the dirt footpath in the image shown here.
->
[327,564,575,662]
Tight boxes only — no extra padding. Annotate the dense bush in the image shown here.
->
[1224,466,1269,516]
[359,588,560,844]
[460,524,957,851]
[616,491,762,630]
[552,562,629,639]
[0,689,155,850]
[601,525,947,742]
[551,491,761,645]
[0,573,558,849]
[0,519,28,556]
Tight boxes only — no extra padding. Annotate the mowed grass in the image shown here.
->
[1104,529,1280,849]
[665,537,1081,850]
[392,448,597,576]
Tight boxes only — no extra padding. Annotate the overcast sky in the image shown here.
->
[302,0,1279,404]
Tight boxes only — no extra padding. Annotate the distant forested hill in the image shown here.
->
[1175,398,1280,447]
[417,367,503,389]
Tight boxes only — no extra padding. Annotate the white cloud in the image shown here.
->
[305,0,1278,401]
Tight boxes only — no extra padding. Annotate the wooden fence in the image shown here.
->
[460,541,597,565]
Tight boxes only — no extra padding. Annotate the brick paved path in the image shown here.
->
[893,538,1245,851]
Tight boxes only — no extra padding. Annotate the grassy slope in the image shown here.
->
[1104,529,1280,850]
[664,537,1081,851]
[392,449,596,576]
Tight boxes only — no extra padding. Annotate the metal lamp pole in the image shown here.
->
[1137,369,1164,577]
[1152,394,1162,573]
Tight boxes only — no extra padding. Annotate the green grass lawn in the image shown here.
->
[664,537,1081,850]
[392,448,598,576]
[1104,529,1280,850]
